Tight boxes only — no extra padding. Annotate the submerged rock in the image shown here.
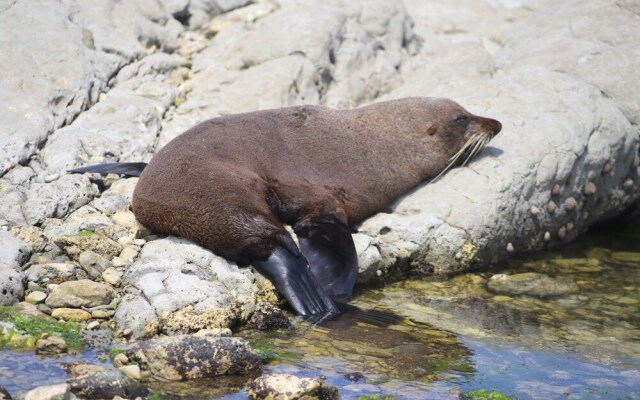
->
[247,302,291,331]
[35,335,68,355]
[67,368,148,399]
[127,335,262,381]
[487,272,579,298]
[246,374,339,400]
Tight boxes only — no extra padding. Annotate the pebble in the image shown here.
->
[455,252,462,260]
[86,320,101,330]
[132,239,146,247]
[51,308,92,322]
[602,162,612,174]
[623,178,633,189]
[544,231,551,241]
[118,365,142,381]
[530,205,540,216]
[119,246,139,261]
[566,222,574,231]
[102,267,123,287]
[547,200,557,213]
[111,256,127,268]
[117,236,134,246]
[43,173,60,183]
[26,291,47,304]
[506,243,514,253]
[91,309,116,319]
[583,182,596,195]
[551,183,562,196]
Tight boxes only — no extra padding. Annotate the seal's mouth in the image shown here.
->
[432,117,501,181]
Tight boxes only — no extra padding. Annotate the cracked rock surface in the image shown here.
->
[0,0,639,331]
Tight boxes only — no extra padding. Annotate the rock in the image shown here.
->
[0,268,25,306]
[247,302,291,331]
[23,383,71,400]
[101,268,123,287]
[118,365,142,381]
[113,353,129,367]
[91,309,115,319]
[118,246,139,262]
[15,301,52,319]
[247,374,339,400]
[78,251,111,279]
[26,291,47,305]
[127,335,262,381]
[54,232,122,261]
[24,263,78,285]
[0,386,11,400]
[487,273,579,298]
[45,280,115,308]
[79,326,113,348]
[51,308,92,322]
[113,295,159,339]
[0,230,31,270]
[35,335,68,355]
[67,368,149,400]
[9,225,48,253]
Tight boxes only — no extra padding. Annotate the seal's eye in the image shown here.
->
[454,115,469,124]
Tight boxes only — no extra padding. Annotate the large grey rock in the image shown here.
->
[0,230,31,270]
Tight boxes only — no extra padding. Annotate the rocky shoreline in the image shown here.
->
[1,0,639,398]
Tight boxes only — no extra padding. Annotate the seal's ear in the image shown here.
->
[294,215,358,301]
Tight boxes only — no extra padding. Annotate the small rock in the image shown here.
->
[119,246,138,261]
[454,252,462,261]
[24,383,70,400]
[487,272,579,298]
[91,309,115,319]
[506,243,514,253]
[35,335,68,354]
[102,267,123,287]
[551,183,562,196]
[247,374,338,400]
[111,257,127,268]
[26,291,47,305]
[530,205,539,216]
[602,162,612,174]
[46,280,115,308]
[51,308,92,322]
[79,251,111,279]
[583,182,596,196]
[44,173,60,183]
[127,335,262,380]
[9,225,48,252]
[67,368,148,399]
[247,302,291,331]
[566,222,574,232]
[118,365,142,381]
[623,178,633,189]
[547,200,557,213]
[86,321,100,330]
[113,353,129,367]
[564,197,577,211]
[544,231,551,241]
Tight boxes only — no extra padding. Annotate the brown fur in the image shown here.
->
[131,97,501,264]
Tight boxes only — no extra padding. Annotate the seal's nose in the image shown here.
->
[488,118,502,136]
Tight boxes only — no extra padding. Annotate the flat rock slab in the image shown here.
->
[127,335,262,381]
[45,279,115,308]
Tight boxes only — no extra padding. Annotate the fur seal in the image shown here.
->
[70,97,501,318]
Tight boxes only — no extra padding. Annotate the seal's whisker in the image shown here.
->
[432,134,490,182]
[462,136,487,166]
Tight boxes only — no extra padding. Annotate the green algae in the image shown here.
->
[0,306,84,352]
[462,389,517,400]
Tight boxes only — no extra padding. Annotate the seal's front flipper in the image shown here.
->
[294,216,358,301]
[68,162,147,177]
[252,244,339,318]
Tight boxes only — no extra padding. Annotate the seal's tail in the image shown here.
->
[68,162,147,177]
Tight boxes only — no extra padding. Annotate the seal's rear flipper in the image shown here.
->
[252,244,339,318]
[68,162,147,177]
[295,217,358,301]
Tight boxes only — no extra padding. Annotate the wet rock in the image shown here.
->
[45,280,115,308]
[80,327,113,348]
[488,273,579,298]
[247,302,291,331]
[23,383,71,400]
[246,374,338,400]
[67,367,149,400]
[54,232,122,261]
[24,263,79,285]
[0,386,10,400]
[35,335,68,355]
[127,335,262,381]
[78,251,111,279]
[118,365,142,381]
[51,308,92,322]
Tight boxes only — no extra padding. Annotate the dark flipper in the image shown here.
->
[68,162,147,177]
[294,217,358,301]
[252,243,339,318]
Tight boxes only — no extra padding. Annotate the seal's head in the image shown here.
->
[422,98,502,180]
